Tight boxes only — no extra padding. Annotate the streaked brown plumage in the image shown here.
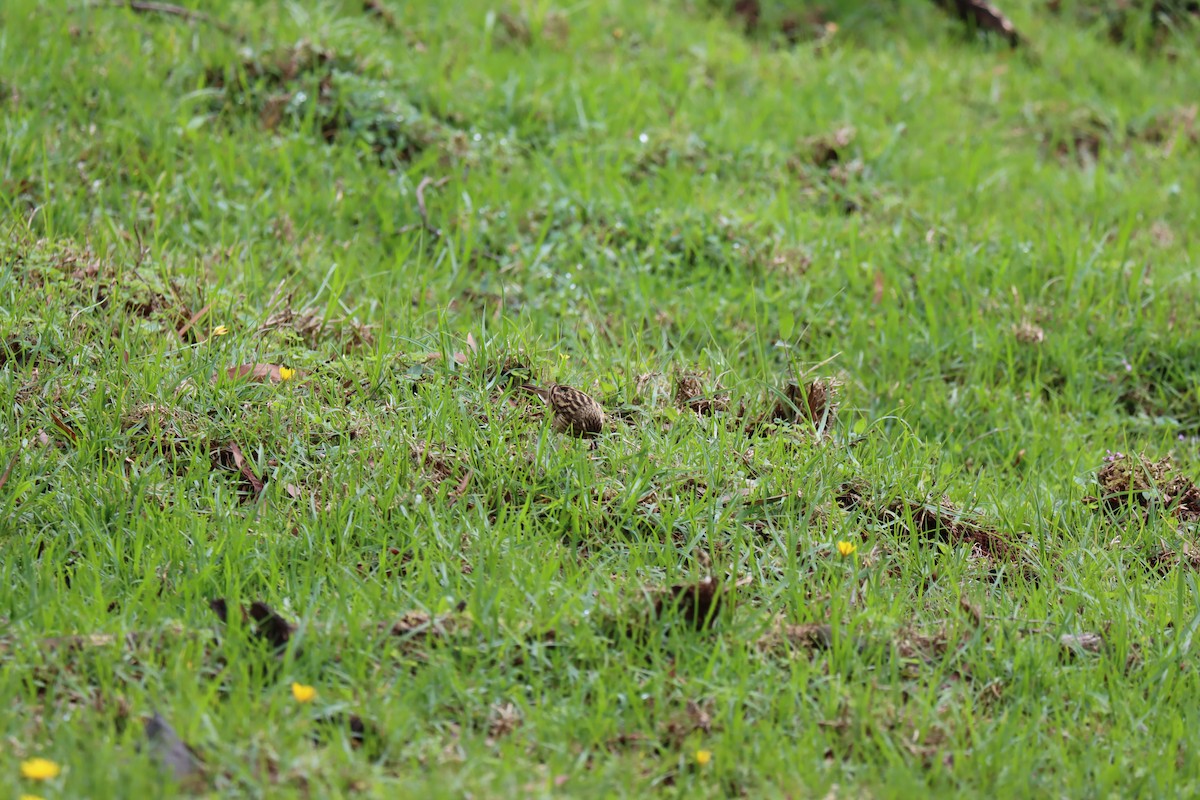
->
[520,383,605,438]
[673,371,729,416]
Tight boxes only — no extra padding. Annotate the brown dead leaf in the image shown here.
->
[49,410,78,443]
[176,302,213,341]
[226,442,265,495]
[424,351,470,365]
[448,469,472,505]
[211,443,266,498]
[871,270,885,305]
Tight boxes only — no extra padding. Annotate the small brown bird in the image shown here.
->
[520,383,605,438]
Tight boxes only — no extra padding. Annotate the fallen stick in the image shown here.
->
[84,1,245,40]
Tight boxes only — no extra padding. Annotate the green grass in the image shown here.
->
[2,0,1200,796]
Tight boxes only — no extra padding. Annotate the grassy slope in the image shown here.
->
[1,0,1199,796]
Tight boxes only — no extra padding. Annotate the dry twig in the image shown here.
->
[86,1,245,39]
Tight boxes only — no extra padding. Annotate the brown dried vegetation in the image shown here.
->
[746,377,840,435]
[673,370,729,416]
[261,305,376,352]
[1087,451,1200,522]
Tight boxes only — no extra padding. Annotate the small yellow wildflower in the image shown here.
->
[836,541,857,557]
[278,366,296,381]
[20,758,61,781]
[21,795,47,800]
[292,682,316,703]
[212,325,229,336]
[695,749,712,766]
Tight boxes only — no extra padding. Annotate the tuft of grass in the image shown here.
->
[1,0,1199,795]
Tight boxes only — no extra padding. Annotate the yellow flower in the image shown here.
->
[278,366,296,381]
[292,682,316,703]
[20,758,61,781]
[695,749,712,766]
[21,795,46,800]
[836,541,856,557]
[212,325,229,336]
